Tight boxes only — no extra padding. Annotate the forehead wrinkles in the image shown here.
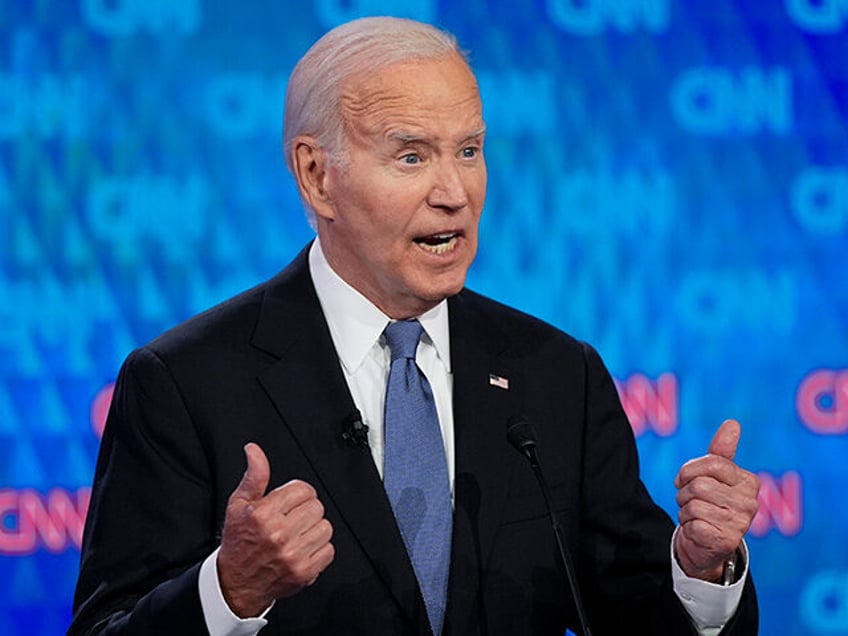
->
[340,86,414,135]
[341,91,484,143]
[338,65,482,139]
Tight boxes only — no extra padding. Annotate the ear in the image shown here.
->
[291,135,336,221]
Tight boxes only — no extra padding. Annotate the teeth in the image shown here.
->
[418,235,458,254]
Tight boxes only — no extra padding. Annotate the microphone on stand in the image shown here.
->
[506,415,593,636]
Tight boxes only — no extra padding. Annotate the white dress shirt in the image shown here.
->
[198,238,747,635]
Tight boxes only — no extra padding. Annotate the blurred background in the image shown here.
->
[1,1,846,634]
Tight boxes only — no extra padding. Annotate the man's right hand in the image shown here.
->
[217,443,335,617]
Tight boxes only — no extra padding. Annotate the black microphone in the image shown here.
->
[341,410,369,448]
[506,415,593,636]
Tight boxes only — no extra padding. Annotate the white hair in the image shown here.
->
[282,17,468,225]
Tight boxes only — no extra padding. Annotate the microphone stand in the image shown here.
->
[508,416,593,636]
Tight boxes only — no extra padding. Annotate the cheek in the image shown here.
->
[475,169,488,200]
[368,192,424,234]
[464,169,487,206]
[333,181,393,233]
[346,203,413,257]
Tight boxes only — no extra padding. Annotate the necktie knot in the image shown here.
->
[384,320,423,362]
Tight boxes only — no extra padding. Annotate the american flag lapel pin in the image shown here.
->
[489,373,509,390]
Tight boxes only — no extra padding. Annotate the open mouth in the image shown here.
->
[414,232,461,255]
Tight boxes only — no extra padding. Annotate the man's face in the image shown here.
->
[315,52,487,319]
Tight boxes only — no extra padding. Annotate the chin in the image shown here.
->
[400,263,471,309]
[421,277,467,303]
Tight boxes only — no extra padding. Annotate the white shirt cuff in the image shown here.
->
[198,547,272,636]
[671,527,748,636]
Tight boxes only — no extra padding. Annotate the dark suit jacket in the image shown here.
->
[69,245,757,635]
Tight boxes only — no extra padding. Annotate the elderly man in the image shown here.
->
[69,17,759,636]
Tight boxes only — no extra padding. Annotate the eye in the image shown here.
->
[461,146,479,159]
[401,153,421,165]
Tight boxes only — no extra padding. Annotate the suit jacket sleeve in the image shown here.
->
[68,346,216,635]
[575,342,758,635]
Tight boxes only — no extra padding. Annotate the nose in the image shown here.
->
[427,158,469,212]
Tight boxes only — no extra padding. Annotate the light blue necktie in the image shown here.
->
[383,319,452,636]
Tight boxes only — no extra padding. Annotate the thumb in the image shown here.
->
[231,442,271,503]
[708,419,741,460]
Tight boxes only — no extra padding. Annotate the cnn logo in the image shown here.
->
[797,369,848,434]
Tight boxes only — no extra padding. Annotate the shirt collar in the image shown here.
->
[308,238,452,374]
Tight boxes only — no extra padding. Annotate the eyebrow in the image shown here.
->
[385,130,424,145]
[385,125,487,146]
[463,125,487,142]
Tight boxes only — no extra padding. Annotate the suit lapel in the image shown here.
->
[251,248,429,635]
[444,291,525,635]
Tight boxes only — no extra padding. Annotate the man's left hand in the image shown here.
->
[674,419,760,582]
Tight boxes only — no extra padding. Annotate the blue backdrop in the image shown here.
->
[1,1,847,634]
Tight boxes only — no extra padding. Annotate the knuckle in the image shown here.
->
[279,543,300,565]
[691,518,713,539]
[688,499,709,518]
[305,497,325,519]
[326,542,336,561]
[744,498,760,519]
[711,457,736,480]
[679,501,694,520]
[701,455,721,472]
[677,461,696,482]
[687,517,706,533]
[690,478,710,499]
[291,479,318,498]
[268,525,288,547]
[277,479,317,503]
[291,561,312,582]
[683,520,699,537]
